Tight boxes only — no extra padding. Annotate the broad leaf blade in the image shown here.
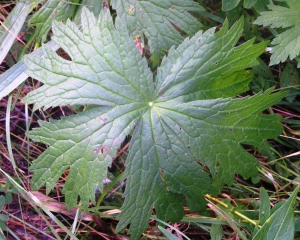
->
[27,105,144,208]
[253,186,299,240]
[154,89,284,187]
[23,8,285,239]
[116,110,218,238]
[23,9,154,110]
[155,18,268,102]
[24,8,153,209]
[111,0,204,57]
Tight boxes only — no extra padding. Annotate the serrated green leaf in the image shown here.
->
[254,0,300,65]
[280,62,300,102]
[111,0,204,57]
[253,186,299,240]
[23,8,285,239]
[29,0,77,42]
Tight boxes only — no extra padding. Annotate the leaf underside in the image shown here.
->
[254,0,300,65]
[23,8,285,239]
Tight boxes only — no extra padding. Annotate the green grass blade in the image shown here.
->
[0,1,31,63]
[0,40,58,99]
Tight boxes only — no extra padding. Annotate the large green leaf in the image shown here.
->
[254,0,300,65]
[23,8,285,239]
[111,0,204,58]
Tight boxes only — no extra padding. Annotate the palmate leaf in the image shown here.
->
[254,0,300,65]
[23,8,285,238]
[111,0,204,58]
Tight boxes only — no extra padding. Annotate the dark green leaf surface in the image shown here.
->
[23,8,285,238]
[111,0,204,57]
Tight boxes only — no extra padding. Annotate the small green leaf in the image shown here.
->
[295,217,300,231]
[259,187,270,224]
[222,0,240,11]
[280,62,300,102]
[29,0,77,42]
[4,193,12,205]
[0,220,7,231]
[253,186,299,240]
[210,224,223,240]
[254,0,300,65]
[0,215,8,222]
[251,58,275,92]
[244,0,258,9]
